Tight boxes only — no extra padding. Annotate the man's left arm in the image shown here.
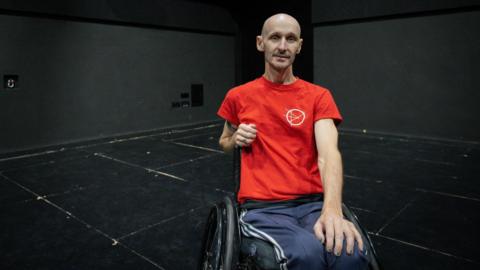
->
[313,119,363,256]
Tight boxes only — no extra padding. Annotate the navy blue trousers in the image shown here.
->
[239,201,369,270]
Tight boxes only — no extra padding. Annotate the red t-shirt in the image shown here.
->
[217,76,342,203]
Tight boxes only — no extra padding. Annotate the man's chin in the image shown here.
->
[271,62,292,71]
[266,58,291,68]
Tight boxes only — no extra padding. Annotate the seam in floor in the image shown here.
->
[161,130,220,142]
[0,149,67,162]
[415,188,480,202]
[93,153,187,182]
[116,206,205,241]
[344,173,480,202]
[376,195,418,235]
[373,233,480,265]
[168,141,224,153]
[154,153,222,170]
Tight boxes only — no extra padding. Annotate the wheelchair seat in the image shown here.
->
[241,236,280,270]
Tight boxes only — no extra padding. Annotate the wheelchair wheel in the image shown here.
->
[199,197,240,270]
[199,205,223,270]
[342,204,382,270]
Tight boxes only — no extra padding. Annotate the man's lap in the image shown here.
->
[239,201,369,270]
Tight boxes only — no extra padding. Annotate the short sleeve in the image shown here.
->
[314,89,343,125]
[217,90,240,126]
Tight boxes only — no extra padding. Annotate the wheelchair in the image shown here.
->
[199,149,381,270]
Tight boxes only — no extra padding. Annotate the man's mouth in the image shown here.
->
[273,55,290,59]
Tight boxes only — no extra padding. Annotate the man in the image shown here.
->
[217,13,368,269]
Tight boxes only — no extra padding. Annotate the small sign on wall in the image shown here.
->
[191,84,203,107]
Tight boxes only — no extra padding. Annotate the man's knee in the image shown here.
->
[286,233,325,269]
[331,244,369,270]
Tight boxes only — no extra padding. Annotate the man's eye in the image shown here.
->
[287,37,296,42]
[271,35,279,40]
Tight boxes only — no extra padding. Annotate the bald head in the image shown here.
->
[256,13,303,75]
[261,13,301,38]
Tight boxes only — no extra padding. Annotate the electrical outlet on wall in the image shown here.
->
[4,74,19,89]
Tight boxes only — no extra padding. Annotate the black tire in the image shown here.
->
[198,197,240,270]
[342,204,382,270]
[223,196,240,270]
[199,205,224,270]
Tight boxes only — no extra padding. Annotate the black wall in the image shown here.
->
[0,0,236,155]
[313,3,480,141]
[1,0,479,155]
[0,0,235,34]
[312,0,480,23]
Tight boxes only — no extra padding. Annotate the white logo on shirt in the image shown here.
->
[286,109,306,126]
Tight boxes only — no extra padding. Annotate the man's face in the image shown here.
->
[257,17,303,71]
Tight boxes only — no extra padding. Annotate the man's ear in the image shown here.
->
[296,38,303,54]
[256,35,264,52]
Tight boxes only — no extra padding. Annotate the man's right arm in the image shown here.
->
[219,121,238,153]
[219,121,257,153]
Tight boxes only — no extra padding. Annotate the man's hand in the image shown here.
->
[313,208,364,256]
[234,123,257,147]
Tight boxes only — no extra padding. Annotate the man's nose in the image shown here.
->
[278,38,287,51]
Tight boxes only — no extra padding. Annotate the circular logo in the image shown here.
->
[286,109,306,126]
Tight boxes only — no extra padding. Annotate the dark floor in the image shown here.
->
[1,122,479,270]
